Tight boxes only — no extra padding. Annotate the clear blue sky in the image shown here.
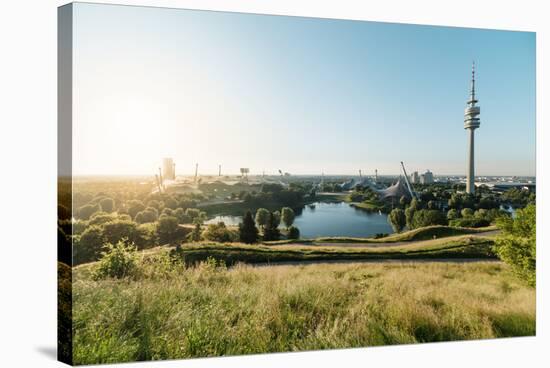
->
[73,2,536,176]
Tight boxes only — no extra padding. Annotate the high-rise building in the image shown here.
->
[464,62,481,193]
[420,170,434,184]
[162,158,175,181]
[410,171,419,184]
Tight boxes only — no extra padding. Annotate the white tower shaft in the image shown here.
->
[464,62,481,194]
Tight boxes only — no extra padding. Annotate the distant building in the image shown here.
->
[162,158,175,181]
[420,170,434,184]
[410,171,419,184]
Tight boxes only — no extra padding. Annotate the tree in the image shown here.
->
[189,223,202,242]
[494,204,536,286]
[461,208,474,218]
[405,205,416,229]
[262,212,280,241]
[388,208,406,233]
[287,226,300,240]
[99,197,115,213]
[255,208,269,230]
[239,211,259,244]
[157,215,180,244]
[78,203,100,220]
[281,207,295,229]
[127,200,146,219]
[75,225,104,264]
[427,200,436,210]
[272,210,281,228]
[399,195,409,208]
[411,209,447,229]
[447,209,459,220]
[203,222,236,243]
[135,207,158,224]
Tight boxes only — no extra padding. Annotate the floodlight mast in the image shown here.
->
[400,161,417,200]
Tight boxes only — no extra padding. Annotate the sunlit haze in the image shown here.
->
[73,3,536,176]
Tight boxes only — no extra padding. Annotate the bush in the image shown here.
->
[287,226,300,240]
[449,218,490,228]
[461,208,474,218]
[157,216,181,244]
[93,239,138,279]
[75,225,104,264]
[203,222,237,243]
[494,204,536,286]
[447,209,459,220]
[411,210,447,229]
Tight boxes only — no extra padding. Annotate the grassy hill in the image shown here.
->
[72,260,535,365]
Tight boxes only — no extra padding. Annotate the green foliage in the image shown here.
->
[263,212,280,241]
[411,210,447,229]
[405,206,416,229]
[78,203,100,220]
[494,204,536,287]
[388,208,406,233]
[281,207,295,229]
[127,200,146,220]
[75,225,104,264]
[203,222,237,243]
[449,218,490,228]
[447,209,458,220]
[93,239,138,280]
[461,208,474,218]
[189,223,202,242]
[255,208,269,229]
[135,207,158,224]
[99,197,115,213]
[501,188,535,207]
[287,226,300,240]
[157,216,181,244]
[239,211,259,244]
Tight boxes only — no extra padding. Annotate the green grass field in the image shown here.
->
[72,260,535,365]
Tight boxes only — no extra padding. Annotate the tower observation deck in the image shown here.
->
[464,62,481,194]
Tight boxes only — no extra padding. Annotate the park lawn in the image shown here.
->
[72,260,535,365]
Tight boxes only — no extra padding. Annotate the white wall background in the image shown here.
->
[0,0,547,367]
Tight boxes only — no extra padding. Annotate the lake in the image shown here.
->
[206,201,394,238]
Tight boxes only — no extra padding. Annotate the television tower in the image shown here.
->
[464,62,481,194]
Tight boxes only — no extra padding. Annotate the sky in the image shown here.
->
[72,3,536,176]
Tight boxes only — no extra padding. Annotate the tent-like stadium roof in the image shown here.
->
[377,176,411,200]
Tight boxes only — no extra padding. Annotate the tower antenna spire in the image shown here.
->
[469,61,477,104]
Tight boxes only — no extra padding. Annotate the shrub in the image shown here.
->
[287,226,300,240]
[494,204,536,286]
[203,222,237,243]
[447,209,459,220]
[157,216,181,244]
[88,212,118,226]
[461,208,474,218]
[449,218,490,228]
[93,239,138,279]
[75,225,105,264]
[189,223,202,242]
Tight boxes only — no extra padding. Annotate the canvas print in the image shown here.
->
[58,2,536,366]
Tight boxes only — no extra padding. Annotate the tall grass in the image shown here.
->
[73,259,535,365]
